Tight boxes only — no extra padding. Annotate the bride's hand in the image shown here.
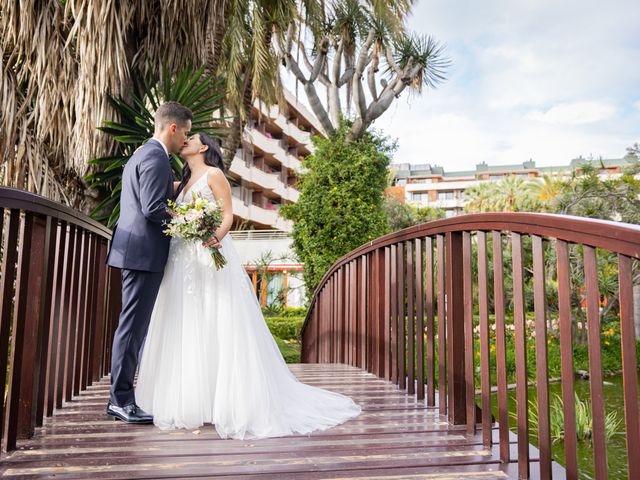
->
[203,235,222,250]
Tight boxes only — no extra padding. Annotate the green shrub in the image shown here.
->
[281,122,393,297]
[266,317,305,340]
[263,306,307,318]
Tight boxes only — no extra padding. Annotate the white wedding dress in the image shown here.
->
[135,170,361,438]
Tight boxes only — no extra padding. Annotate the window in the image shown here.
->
[412,192,429,202]
[445,210,456,218]
[437,191,454,200]
[411,178,432,184]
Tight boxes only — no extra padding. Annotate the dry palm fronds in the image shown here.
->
[0,0,229,212]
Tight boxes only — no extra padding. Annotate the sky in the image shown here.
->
[372,0,640,171]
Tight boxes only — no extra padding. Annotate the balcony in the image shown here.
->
[229,153,279,191]
[273,182,300,203]
[244,128,302,172]
[231,196,292,231]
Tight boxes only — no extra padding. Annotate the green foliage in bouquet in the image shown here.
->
[86,65,226,228]
[163,193,227,270]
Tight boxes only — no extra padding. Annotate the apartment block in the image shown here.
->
[227,90,323,307]
[392,156,637,217]
[228,89,324,231]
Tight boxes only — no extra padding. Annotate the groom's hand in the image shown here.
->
[203,235,222,249]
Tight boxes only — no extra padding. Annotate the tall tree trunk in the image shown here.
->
[205,0,230,77]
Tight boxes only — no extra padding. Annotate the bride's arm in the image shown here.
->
[205,168,234,246]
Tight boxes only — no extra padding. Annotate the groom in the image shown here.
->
[106,101,192,423]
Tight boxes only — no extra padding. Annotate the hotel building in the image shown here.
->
[392,157,636,217]
[228,90,325,307]
[228,89,324,231]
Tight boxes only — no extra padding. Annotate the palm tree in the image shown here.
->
[275,0,449,142]
[0,1,228,210]
[464,182,498,213]
[527,174,561,208]
[1,0,425,209]
[218,0,420,163]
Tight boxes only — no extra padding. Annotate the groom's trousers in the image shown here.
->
[110,268,164,407]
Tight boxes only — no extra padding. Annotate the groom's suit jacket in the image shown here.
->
[107,139,173,272]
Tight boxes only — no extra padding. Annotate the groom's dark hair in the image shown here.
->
[154,101,192,130]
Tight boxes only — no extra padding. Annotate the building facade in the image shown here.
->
[228,90,324,231]
[227,90,323,307]
[392,157,637,217]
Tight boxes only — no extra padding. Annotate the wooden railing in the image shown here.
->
[0,187,121,455]
[301,212,640,480]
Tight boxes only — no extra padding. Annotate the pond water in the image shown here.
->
[490,374,638,479]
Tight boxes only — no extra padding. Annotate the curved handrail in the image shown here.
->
[0,187,112,238]
[303,212,640,334]
[0,186,119,456]
[301,212,640,479]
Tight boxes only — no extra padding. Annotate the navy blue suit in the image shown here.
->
[107,139,173,407]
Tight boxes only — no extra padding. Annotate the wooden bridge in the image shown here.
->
[2,187,640,479]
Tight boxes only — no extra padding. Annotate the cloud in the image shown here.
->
[526,101,616,125]
[374,0,640,169]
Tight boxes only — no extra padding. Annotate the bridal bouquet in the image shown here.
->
[163,192,228,270]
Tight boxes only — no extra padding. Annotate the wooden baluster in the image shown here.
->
[390,244,398,385]
[45,220,67,416]
[557,239,578,479]
[103,265,116,376]
[532,236,551,478]
[366,257,371,371]
[64,227,82,402]
[397,242,406,390]
[56,224,75,408]
[4,212,47,449]
[335,271,340,364]
[406,240,415,395]
[477,232,492,445]
[370,251,379,375]
[414,239,424,400]
[34,216,57,427]
[512,232,530,478]
[584,246,607,479]
[446,231,466,425]
[383,247,391,380]
[338,268,344,364]
[493,231,510,463]
[81,234,98,388]
[618,254,640,480]
[89,239,108,383]
[436,234,446,414]
[359,255,367,369]
[0,209,20,446]
[344,263,350,366]
[463,231,475,435]
[350,260,357,366]
[425,237,435,407]
[73,231,90,395]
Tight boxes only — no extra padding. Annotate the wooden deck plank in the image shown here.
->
[0,364,549,479]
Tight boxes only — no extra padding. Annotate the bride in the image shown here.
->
[135,133,361,439]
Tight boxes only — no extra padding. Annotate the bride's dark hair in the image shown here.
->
[175,133,225,199]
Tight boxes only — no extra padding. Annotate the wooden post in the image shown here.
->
[445,231,466,425]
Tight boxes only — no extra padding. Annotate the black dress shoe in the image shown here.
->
[106,402,153,424]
